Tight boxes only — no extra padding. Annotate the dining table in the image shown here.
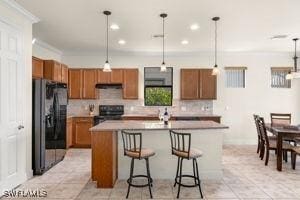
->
[265,123,300,171]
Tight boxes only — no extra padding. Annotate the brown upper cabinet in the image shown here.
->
[32,56,44,79]
[97,69,123,84]
[43,60,69,83]
[82,69,97,99]
[199,69,217,99]
[44,60,62,82]
[181,68,217,100]
[111,69,123,83]
[68,69,83,99]
[61,64,68,84]
[68,69,97,99]
[123,69,139,99]
[181,69,199,99]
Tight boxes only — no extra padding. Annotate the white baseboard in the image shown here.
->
[224,138,257,145]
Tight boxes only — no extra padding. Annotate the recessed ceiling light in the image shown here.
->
[110,24,119,30]
[181,40,189,45]
[190,24,199,30]
[32,38,36,44]
[118,39,126,45]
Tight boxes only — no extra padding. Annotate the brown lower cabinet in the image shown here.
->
[72,117,93,148]
[66,118,73,148]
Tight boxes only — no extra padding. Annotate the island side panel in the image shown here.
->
[91,130,118,188]
[118,129,224,180]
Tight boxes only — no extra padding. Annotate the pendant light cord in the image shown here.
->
[294,39,298,72]
[163,16,165,64]
[214,20,217,66]
[106,14,109,63]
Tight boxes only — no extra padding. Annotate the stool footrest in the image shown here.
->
[174,174,200,188]
[127,175,153,188]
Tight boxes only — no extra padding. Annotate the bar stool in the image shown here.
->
[121,130,155,199]
[169,130,203,199]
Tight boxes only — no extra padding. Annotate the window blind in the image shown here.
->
[271,68,291,88]
[225,68,246,88]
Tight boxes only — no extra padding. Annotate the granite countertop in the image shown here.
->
[90,120,228,132]
[122,113,221,118]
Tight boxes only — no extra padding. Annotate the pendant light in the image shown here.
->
[103,10,112,72]
[212,17,220,76]
[286,38,299,80]
[160,13,167,72]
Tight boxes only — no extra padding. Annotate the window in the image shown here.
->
[225,67,247,88]
[271,67,291,88]
[144,67,173,106]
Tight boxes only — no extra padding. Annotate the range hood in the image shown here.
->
[95,83,123,89]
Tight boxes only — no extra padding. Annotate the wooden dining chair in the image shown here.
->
[253,114,263,155]
[270,113,291,125]
[257,117,293,166]
[270,113,298,146]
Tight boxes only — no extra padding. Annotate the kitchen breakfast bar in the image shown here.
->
[90,120,229,188]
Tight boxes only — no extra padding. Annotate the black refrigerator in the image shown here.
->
[32,79,68,175]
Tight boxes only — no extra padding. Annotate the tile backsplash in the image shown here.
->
[67,89,213,116]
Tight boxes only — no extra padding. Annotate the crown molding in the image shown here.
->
[1,0,40,23]
[34,39,63,55]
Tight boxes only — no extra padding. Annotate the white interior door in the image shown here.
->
[0,19,26,195]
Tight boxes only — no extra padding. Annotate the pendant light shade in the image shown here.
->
[212,17,220,76]
[160,13,167,72]
[286,38,299,80]
[103,10,112,72]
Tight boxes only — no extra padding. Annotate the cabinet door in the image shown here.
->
[68,69,82,99]
[111,69,123,83]
[199,69,217,99]
[82,69,97,99]
[73,118,93,147]
[32,57,43,79]
[53,61,62,82]
[66,118,73,148]
[44,60,62,82]
[98,69,111,83]
[180,69,199,99]
[61,64,68,84]
[123,69,138,99]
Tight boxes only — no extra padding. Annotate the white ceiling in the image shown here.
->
[17,0,300,54]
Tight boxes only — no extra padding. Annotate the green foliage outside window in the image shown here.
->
[145,87,172,106]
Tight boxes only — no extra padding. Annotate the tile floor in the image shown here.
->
[3,145,300,199]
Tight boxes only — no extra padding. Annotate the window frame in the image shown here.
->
[144,67,173,106]
[225,66,247,88]
[270,67,292,89]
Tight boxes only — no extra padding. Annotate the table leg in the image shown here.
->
[277,133,283,171]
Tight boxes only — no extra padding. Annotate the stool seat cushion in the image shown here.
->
[173,148,203,159]
[125,148,155,158]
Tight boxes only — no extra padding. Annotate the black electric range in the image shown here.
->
[93,105,124,125]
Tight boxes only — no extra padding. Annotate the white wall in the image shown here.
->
[62,51,300,145]
[33,40,62,61]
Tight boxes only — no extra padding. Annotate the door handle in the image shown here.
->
[18,125,24,130]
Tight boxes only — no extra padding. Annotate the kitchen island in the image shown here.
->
[90,120,228,188]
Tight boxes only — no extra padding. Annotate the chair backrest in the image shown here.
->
[121,130,142,159]
[270,113,291,126]
[169,130,191,158]
[257,117,269,146]
[253,114,260,137]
